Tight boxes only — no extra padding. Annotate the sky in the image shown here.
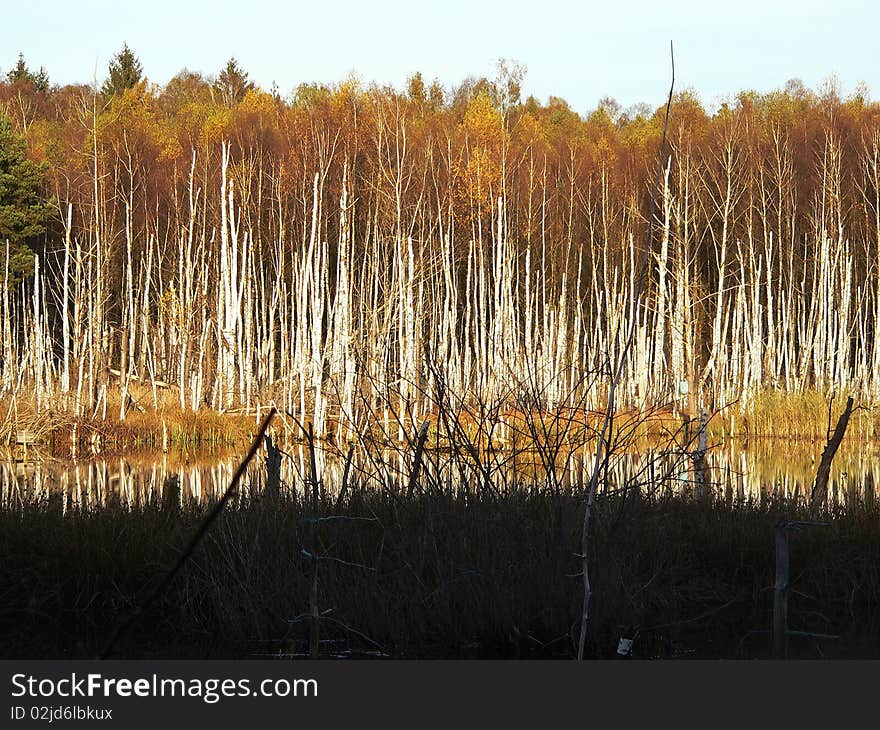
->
[5,0,878,114]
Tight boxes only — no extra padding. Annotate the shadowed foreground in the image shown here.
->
[2,485,879,659]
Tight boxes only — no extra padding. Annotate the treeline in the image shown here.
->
[2,48,880,436]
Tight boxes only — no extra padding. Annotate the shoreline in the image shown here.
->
[2,387,877,453]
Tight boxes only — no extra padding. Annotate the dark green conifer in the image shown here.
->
[0,113,53,278]
[102,43,143,98]
[213,58,254,106]
[6,53,50,92]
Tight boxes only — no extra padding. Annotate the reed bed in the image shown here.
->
[743,390,880,440]
[2,480,878,660]
[4,384,880,460]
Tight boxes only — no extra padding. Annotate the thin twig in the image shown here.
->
[577,42,675,660]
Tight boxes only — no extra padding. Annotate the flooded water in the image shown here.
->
[2,436,878,511]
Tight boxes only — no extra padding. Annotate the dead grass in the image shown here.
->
[0,387,258,457]
[742,390,880,440]
[3,385,880,460]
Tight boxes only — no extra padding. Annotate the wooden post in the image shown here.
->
[334,443,355,514]
[773,519,789,659]
[405,421,431,499]
[772,519,832,659]
[162,473,180,514]
[264,434,281,501]
[307,422,320,659]
[692,407,709,501]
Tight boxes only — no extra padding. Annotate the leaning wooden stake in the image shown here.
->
[810,396,854,511]
[101,407,276,658]
[334,443,356,514]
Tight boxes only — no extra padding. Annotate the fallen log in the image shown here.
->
[106,368,175,390]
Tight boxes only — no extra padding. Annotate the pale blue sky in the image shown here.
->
[5,0,877,112]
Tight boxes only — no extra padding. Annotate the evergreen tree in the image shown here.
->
[213,58,254,106]
[0,113,53,278]
[6,53,50,92]
[102,43,143,98]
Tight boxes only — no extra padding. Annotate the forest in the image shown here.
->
[4,46,880,662]
[2,47,880,446]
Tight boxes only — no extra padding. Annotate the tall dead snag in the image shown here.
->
[576,44,675,660]
[810,396,854,511]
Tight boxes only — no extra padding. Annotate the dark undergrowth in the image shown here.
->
[2,484,879,659]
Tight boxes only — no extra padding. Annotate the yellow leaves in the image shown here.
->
[586,106,616,136]
[513,111,548,152]
[174,100,209,147]
[106,81,150,118]
[237,89,278,120]
[155,120,183,162]
[762,91,801,127]
[173,98,234,151]
[451,147,502,226]
[230,88,284,149]
[545,97,583,146]
[669,91,709,139]
[466,147,501,198]
[619,113,660,154]
[594,136,616,168]
[331,78,363,114]
[200,106,233,147]
[97,82,183,162]
[464,90,505,149]
[450,91,507,224]
[158,286,183,319]
[23,119,65,166]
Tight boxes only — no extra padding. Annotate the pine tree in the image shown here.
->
[213,58,254,106]
[0,113,53,278]
[6,53,50,92]
[102,43,143,98]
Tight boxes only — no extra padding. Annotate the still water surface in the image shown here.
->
[3,437,878,510]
